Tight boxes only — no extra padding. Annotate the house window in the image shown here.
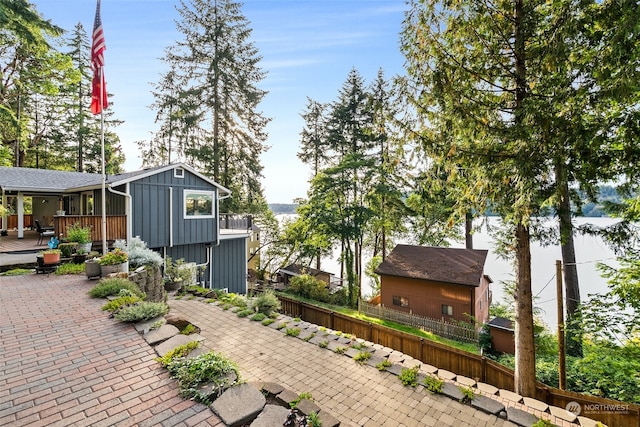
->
[174,168,184,178]
[392,295,409,307]
[442,304,453,316]
[184,190,214,218]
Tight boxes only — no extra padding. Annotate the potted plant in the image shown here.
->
[42,248,61,265]
[85,257,102,279]
[98,248,129,275]
[58,242,77,259]
[66,223,92,253]
[163,257,193,291]
[73,248,88,264]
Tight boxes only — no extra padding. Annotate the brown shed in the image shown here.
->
[487,317,515,354]
[375,245,492,324]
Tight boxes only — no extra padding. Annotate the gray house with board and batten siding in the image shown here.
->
[0,163,250,294]
[110,163,249,294]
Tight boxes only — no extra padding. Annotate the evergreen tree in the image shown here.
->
[143,0,270,213]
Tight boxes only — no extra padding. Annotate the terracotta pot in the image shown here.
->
[43,252,60,264]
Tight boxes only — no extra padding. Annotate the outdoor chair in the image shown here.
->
[35,219,55,245]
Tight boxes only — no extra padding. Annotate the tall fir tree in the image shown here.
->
[143,0,270,213]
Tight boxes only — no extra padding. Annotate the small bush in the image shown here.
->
[459,386,475,402]
[376,359,392,371]
[423,375,444,393]
[335,347,347,354]
[180,324,198,335]
[115,237,163,268]
[113,302,169,322]
[261,318,275,326]
[307,412,321,427]
[319,340,328,348]
[88,278,145,299]
[167,351,241,404]
[251,313,267,322]
[55,263,84,275]
[532,420,554,427]
[237,308,253,318]
[399,365,420,387]
[354,351,371,364]
[285,327,301,337]
[288,274,330,302]
[155,341,200,367]
[252,290,281,315]
[101,295,141,312]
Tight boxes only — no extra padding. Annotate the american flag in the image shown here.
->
[91,0,107,115]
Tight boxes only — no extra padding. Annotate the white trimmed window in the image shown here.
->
[184,190,215,218]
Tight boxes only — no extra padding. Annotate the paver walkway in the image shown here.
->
[170,299,517,427]
[0,274,221,426]
[0,272,518,426]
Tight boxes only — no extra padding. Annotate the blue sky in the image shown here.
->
[31,0,408,203]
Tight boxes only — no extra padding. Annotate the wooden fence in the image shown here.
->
[54,215,127,243]
[359,300,478,343]
[277,295,640,427]
[1,214,33,230]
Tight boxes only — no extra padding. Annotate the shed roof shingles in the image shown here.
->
[375,244,488,287]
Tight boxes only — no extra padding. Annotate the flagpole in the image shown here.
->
[100,66,107,255]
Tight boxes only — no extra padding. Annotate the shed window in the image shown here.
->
[392,295,409,307]
[184,190,215,218]
[174,168,184,178]
[442,304,453,316]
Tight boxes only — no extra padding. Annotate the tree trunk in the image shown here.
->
[556,166,583,356]
[514,222,537,397]
[465,212,473,249]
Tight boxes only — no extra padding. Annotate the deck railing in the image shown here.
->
[53,215,127,242]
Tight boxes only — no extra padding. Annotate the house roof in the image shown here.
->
[0,163,231,195]
[375,244,489,287]
[279,263,333,277]
[488,317,514,331]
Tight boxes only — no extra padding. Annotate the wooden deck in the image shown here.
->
[0,230,51,253]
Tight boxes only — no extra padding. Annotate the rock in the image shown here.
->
[154,334,199,357]
[165,312,198,332]
[134,316,165,333]
[476,382,499,395]
[549,405,577,423]
[276,389,299,407]
[506,406,540,427]
[437,369,457,381]
[522,397,549,413]
[498,389,523,404]
[385,364,404,376]
[196,371,238,401]
[261,382,284,396]
[296,399,321,416]
[317,410,341,427]
[144,324,179,345]
[249,404,290,427]
[211,383,266,427]
[441,382,465,401]
[471,394,505,415]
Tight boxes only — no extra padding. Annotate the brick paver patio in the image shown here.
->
[0,274,221,427]
[1,272,520,426]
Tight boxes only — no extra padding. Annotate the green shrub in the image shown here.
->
[532,420,554,427]
[88,278,145,299]
[459,386,475,402]
[101,295,141,312]
[237,308,253,318]
[376,359,392,371]
[335,347,347,354]
[288,274,330,302]
[55,262,84,275]
[251,313,267,322]
[319,340,328,348]
[155,341,200,367]
[307,411,321,427]
[285,327,301,337]
[180,324,198,335]
[252,290,281,315]
[399,365,420,387]
[167,351,241,404]
[58,242,76,258]
[261,318,275,326]
[113,302,169,322]
[354,351,371,364]
[423,375,444,393]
